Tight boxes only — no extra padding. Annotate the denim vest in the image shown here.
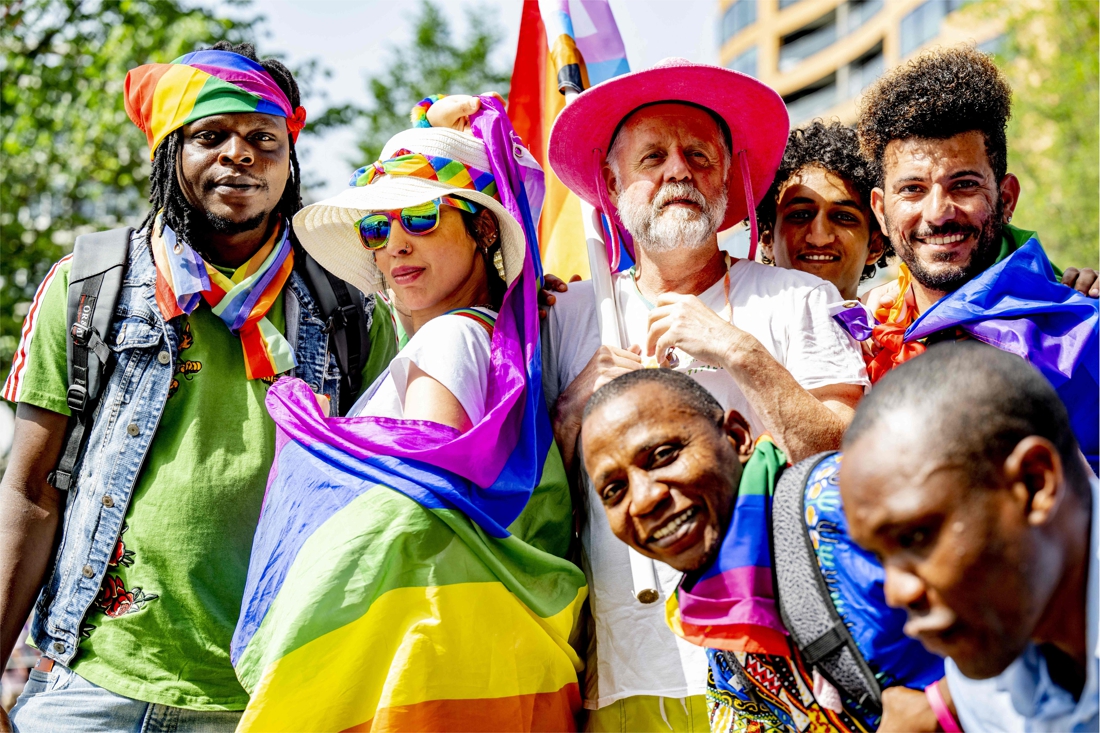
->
[31,234,359,663]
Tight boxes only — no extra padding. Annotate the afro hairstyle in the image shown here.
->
[857,45,1012,185]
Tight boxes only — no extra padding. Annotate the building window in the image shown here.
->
[784,73,838,123]
[728,46,758,77]
[720,0,757,43]
[900,0,973,57]
[843,0,884,34]
[779,11,837,72]
[846,43,884,99]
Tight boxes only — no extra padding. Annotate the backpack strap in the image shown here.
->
[48,227,133,491]
[300,252,372,416]
[771,451,883,718]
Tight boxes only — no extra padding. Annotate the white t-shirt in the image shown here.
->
[542,259,869,709]
[349,309,495,421]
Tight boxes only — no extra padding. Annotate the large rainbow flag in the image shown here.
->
[231,99,588,731]
[507,0,630,280]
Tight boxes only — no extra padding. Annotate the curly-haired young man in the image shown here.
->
[844,45,1098,470]
[0,44,395,731]
[757,120,888,301]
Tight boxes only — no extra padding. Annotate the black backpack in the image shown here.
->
[771,451,883,720]
[47,227,371,491]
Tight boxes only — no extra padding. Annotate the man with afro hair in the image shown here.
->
[840,45,1099,470]
[0,43,396,730]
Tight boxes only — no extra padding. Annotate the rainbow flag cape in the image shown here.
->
[666,436,790,655]
[231,101,587,731]
[508,0,630,280]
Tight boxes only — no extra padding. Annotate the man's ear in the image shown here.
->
[870,187,888,235]
[1003,436,1064,526]
[865,229,886,267]
[723,409,754,465]
[602,162,621,207]
[999,173,1021,224]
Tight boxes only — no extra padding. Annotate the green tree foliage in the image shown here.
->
[0,0,257,386]
[313,0,511,167]
[989,0,1099,266]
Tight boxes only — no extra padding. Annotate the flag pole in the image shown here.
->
[545,4,659,604]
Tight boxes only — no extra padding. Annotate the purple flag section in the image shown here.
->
[908,237,1099,471]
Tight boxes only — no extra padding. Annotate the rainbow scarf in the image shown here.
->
[125,49,306,159]
[351,149,500,199]
[231,98,587,731]
[149,215,296,380]
[667,436,790,655]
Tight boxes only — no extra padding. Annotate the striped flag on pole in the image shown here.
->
[507,0,630,280]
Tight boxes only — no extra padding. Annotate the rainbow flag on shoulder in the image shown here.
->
[231,100,587,732]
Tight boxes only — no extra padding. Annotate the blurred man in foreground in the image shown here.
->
[841,342,1098,731]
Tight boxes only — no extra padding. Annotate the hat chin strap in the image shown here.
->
[737,149,759,262]
[593,148,622,272]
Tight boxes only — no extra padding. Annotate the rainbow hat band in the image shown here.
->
[350,149,499,200]
[125,50,306,160]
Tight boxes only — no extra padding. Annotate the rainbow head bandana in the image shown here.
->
[149,213,297,380]
[125,49,307,159]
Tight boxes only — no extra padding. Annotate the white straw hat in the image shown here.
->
[293,127,526,295]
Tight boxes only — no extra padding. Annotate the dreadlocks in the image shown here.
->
[141,42,303,256]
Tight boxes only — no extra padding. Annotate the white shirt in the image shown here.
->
[349,309,494,421]
[947,476,1099,733]
[542,259,869,708]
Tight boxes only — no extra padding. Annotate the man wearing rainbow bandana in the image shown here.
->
[0,44,394,730]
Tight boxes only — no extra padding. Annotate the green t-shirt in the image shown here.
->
[6,258,395,709]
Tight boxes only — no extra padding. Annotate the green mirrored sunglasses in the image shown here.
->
[356,196,481,251]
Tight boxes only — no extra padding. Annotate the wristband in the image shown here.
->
[925,679,962,733]
[411,95,446,128]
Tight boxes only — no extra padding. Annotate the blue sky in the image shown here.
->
[238,0,719,200]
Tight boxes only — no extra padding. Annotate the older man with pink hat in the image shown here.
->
[541,58,869,730]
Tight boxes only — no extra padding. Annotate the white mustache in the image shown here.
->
[652,182,706,210]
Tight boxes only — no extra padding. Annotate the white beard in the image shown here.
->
[617,181,727,254]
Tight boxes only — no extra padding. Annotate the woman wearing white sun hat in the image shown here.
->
[294,121,528,428]
[232,98,588,730]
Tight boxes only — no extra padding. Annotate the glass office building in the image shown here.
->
[717,0,1002,126]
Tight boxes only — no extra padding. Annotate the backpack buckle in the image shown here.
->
[66,384,89,413]
[70,321,92,346]
[325,304,358,334]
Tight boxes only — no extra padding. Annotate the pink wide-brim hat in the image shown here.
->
[548,57,789,233]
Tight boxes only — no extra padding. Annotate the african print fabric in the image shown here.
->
[706,645,868,733]
[148,214,296,380]
[670,446,945,732]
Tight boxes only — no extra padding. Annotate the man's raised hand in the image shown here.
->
[646,292,749,369]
